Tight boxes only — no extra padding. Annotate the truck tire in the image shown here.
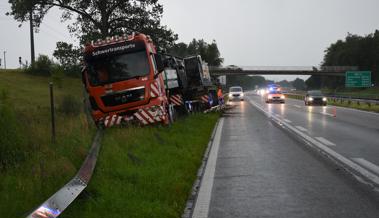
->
[168,104,177,124]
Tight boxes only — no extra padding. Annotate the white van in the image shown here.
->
[228,86,244,101]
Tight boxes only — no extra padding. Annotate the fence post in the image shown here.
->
[49,82,56,143]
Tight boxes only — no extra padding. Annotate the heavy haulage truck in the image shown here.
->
[82,33,170,127]
[162,54,219,115]
[82,32,219,128]
[162,54,188,120]
[183,55,218,111]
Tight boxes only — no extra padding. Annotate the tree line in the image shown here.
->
[7,0,223,77]
[307,30,379,89]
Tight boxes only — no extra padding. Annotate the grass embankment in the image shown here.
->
[326,100,379,113]
[0,69,220,218]
[62,113,219,218]
[285,93,379,113]
[322,87,379,99]
[0,69,95,218]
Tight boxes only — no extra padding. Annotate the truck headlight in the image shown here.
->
[268,95,272,99]
[229,93,232,98]
[280,95,285,99]
[308,97,313,101]
[322,97,327,101]
[241,93,244,97]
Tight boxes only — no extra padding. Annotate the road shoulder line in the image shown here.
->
[352,158,379,176]
[295,125,308,132]
[315,137,336,146]
[191,118,224,218]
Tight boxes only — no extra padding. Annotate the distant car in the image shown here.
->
[228,86,244,101]
[265,89,285,103]
[226,65,242,70]
[304,90,327,106]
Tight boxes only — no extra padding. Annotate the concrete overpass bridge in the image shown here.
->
[209,66,359,76]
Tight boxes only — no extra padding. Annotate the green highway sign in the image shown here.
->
[345,71,371,88]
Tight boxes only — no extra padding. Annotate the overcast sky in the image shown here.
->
[1,0,379,81]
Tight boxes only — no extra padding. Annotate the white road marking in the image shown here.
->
[352,158,379,176]
[247,97,379,187]
[315,137,336,146]
[321,112,334,117]
[283,119,292,123]
[295,126,308,132]
[294,105,302,108]
[192,118,224,218]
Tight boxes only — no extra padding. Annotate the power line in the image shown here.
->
[43,21,70,36]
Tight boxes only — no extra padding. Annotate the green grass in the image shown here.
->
[321,87,379,99]
[0,69,219,218]
[327,99,379,113]
[61,113,219,218]
[285,93,379,113]
[0,69,95,218]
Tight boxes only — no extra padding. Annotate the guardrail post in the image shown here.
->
[49,82,56,143]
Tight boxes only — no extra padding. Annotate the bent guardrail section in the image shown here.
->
[26,129,103,218]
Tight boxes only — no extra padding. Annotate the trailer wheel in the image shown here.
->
[162,104,170,125]
[168,104,177,124]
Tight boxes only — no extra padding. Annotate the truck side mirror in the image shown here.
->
[154,53,164,73]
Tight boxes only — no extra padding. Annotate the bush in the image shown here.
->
[63,64,82,78]
[0,90,26,170]
[51,65,65,88]
[25,55,54,76]
[60,94,81,116]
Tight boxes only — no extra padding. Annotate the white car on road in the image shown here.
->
[229,86,244,101]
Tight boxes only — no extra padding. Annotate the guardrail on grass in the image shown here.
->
[26,129,103,218]
[285,93,379,107]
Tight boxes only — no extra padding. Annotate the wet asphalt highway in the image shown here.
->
[207,97,379,218]
[249,94,379,168]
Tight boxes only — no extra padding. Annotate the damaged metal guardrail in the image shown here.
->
[26,129,103,218]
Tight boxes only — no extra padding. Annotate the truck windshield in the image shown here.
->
[87,50,150,86]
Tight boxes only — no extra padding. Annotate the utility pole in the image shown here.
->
[3,51,6,69]
[30,9,35,65]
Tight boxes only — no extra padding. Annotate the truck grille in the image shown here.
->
[101,87,145,107]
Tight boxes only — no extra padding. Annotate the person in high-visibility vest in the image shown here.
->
[217,87,224,105]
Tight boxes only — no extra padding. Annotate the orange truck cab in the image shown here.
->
[82,33,169,127]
